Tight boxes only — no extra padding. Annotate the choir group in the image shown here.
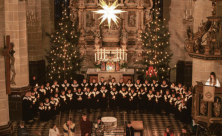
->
[22,77,192,124]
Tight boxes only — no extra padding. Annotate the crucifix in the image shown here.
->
[2,35,16,94]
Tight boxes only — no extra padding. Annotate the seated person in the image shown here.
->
[126,121,134,136]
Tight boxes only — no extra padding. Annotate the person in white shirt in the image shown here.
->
[205,72,221,87]
[49,124,60,136]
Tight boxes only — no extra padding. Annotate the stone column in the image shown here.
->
[4,0,29,88]
[192,58,222,86]
[0,0,10,128]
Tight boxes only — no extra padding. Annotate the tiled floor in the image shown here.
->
[12,109,191,136]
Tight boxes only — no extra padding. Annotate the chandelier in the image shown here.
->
[93,0,126,29]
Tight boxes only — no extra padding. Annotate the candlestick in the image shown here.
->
[120,49,122,59]
[95,53,96,61]
[123,49,124,60]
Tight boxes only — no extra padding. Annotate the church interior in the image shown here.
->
[0,0,222,136]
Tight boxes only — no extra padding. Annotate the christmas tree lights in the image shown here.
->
[137,0,173,81]
[45,1,83,83]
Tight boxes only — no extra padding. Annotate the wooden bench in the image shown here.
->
[131,121,144,136]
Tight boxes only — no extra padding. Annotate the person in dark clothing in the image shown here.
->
[180,126,191,136]
[80,113,91,136]
[22,92,33,122]
[164,126,174,136]
[126,121,134,136]
[17,121,29,136]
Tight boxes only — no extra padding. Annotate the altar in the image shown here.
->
[86,68,134,83]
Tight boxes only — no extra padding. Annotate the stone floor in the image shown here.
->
[12,109,192,136]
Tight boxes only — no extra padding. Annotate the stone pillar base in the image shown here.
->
[0,122,13,136]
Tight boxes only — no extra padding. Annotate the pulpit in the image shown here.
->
[192,84,222,135]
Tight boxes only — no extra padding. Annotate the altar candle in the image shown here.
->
[123,49,124,60]
[104,48,105,59]
[117,48,118,59]
[95,53,96,61]
[97,49,99,60]
[100,48,102,59]
[120,49,122,59]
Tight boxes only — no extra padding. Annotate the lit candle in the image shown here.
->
[104,48,105,59]
[120,49,122,59]
[97,49,99,60]
[117,48,118,59]
[95,53,96,61]
[123,49,124,60]
[100,48,102,59]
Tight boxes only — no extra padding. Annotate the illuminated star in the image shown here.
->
[93,0,126,29]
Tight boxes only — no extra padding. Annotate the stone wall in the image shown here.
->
[4,0,29,88]
[27,0,43,61]
[163,0,192,82]
[0,0,9,126]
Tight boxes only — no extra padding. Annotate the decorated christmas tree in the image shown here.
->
[45,2,83,83]
[138,0,172,81]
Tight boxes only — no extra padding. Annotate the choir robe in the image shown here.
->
[143,83,151,92]
[61,83,70,92]
[170,84,177,94]
[39,106,45,121]
[38,88,46,102]
[66,92,73,110]
[134,83,142,92]
[90,82,98,90]
[174,99,182,118]
[151,82,159,92]
[59,94,67,112]
[186,94,192,119]
[119,90,128,110]
[163,94,171,114]
[100,89,108,109]
[84,91,93,112]
[30,95,38,116]
[71,83,79,93]
[54,97,60,115]
[30,79,38,88]
[50,100,56,116]
[110,90,119,110]
[75,91,84,110]
[126,83,134,92]
[176,87,183,97]
[45,86,53,98]
[63,123,75,136]
[22,96,33,121]
[51,84,60,95]
[117,82,125,92]
[138,91,147,110]
[160,84,169,95]
[180,104,188,123]
[98,81,107,90]
[91,90,100,110]
[169,96,177,114]
[108,82,117,91]
[33,91,39,99]
[128,92,138,111]
[155,94,162,113]
[81,82,89,91]
[44,102,51,121]
[147,93,155,112]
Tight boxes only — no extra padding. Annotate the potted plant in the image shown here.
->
[121,61,128,72]
[94,61,101,72]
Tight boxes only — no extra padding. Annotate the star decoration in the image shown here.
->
[93,0,126,29]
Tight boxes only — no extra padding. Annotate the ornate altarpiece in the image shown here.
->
[69,0,153,69]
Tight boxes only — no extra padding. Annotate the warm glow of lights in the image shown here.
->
[93,0,126,29]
